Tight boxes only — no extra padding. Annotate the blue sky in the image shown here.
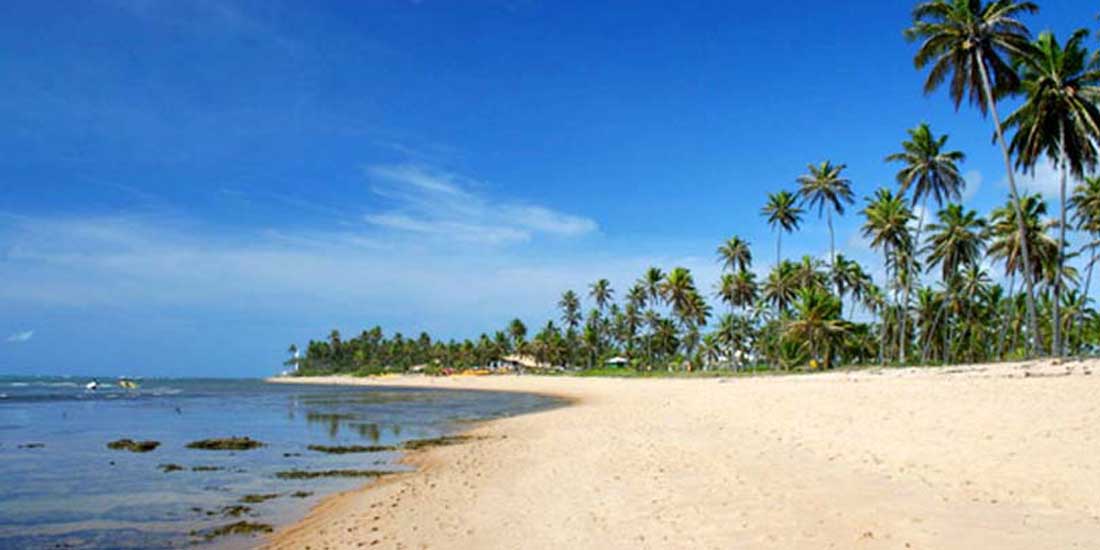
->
[2,0,1098,376]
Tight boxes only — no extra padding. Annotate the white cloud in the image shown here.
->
[364,163,598,244]
[962,170,982,204]
[1005,160,1062,200]
[6,330,33,343]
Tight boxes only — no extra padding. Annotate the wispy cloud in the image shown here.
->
[364,163,598,245]
[6,330,33,343]
[1002,161,1061,201]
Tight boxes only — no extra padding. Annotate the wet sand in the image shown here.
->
[265,361,1100,549]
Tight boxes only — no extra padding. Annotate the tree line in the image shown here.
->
[291,1,1100,375]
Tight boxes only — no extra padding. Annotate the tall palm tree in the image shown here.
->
[558,290,581,334]
[717,236,753,273]
[906,0,1041,356]
[861,188,915,362]
[924,204,987,281]
[763,260,799,313]
[761,191,804,267]
[1004,29,1100,356]
[717,269,759,313]
[885,123,966,363]
[1071,175,1100,346]
[589,279,615,313]
[796,161,855,267]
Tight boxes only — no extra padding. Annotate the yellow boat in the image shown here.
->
[118,378,139,389]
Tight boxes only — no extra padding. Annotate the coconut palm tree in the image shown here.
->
[924,204,987,281]
[905,0,1041,356]
[763,260,799,313]
[785,287,850,369]
[861,188,915,362]
[1071,175,1100,346]
[558,290,582,334]
[885,123,966,362]
[1004,29,1100,356]
[796,161,855,267]
[589,279,615,313]
[761,191,804,267]
[717,236,753,273]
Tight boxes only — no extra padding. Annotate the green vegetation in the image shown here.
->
[401,435,477,450]
[307,444,397,454]
[289,2,1100,374]
[238,493,280,504]
[274,469,392,479]
[191,521,273,541]
[186,437,264,451]
[106,439,160,453]
[157,463,184,473]
[290,491,314,498]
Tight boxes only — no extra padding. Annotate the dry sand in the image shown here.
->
[265,361,1100,549]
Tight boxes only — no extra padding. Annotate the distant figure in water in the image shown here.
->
[85,379,99,391]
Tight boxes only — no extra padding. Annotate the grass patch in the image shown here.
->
[106,439,160,453]
[238,493,280,504]
[306,444,397,454]
[186,437,264,451]
[275,469,391,480]
[191,521,273,541]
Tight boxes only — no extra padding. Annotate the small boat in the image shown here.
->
[85,379,99,391]
[118,378,139,389]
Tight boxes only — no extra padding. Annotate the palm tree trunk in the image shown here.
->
[879,248,890,365]
[828,210,835,267]
[776,231,782,270]
[1078,245,1096,357]
[1053,127,1068,358]
[998,273,1015,360]
[899,197,926,364]
[976,53,1040,358]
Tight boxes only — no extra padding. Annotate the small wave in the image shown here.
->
[46,382,79,388]
[8,383,29,387]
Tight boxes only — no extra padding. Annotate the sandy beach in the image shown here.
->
[266,361,1100,549]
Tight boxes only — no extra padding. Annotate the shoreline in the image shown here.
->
[263,362,1100,549]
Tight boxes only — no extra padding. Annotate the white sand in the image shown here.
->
[265,361,1100,549]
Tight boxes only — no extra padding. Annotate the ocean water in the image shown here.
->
[0,377,559,549]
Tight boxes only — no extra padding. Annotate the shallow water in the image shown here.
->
[0,376,559,549]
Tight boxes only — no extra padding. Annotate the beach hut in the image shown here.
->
[604,356,629,368]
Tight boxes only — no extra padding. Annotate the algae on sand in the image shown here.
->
[275,469,392,480]
[186,437,264,451]
[306,444,397,454]
[191,521,273,541]
[238,493,280,503]
[107,439,160,453]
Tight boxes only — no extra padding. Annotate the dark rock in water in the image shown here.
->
[275,469,391,480]
[401,435,477,450]
[290,491,313,498]
[106,439,160,453]
[306,444,397,454]
[185,437,264,451]
[219,505,252,517]
[190,521,273,541]
[238,493,280,504]
[190,465,224,472]
[18,443,45,449]
[282,452,302,458]
[158,463,184,473]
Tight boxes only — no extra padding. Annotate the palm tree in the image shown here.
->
[885,123,966,363]
[641,267,665,310]
[861,188,915,362]
[796,161,855,267]
[924,204,987,281]
[507,318,527,350]
[906,0,1041,356]
[763,260,799,313]
[558,291,581,334]
[1004,29,1100,356]
[717,236,753,273]
[589,279,615,312]
[1071,176,1100,346]
[761,191,804,267]
[717,269,759,313]
[785,288,850,369]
